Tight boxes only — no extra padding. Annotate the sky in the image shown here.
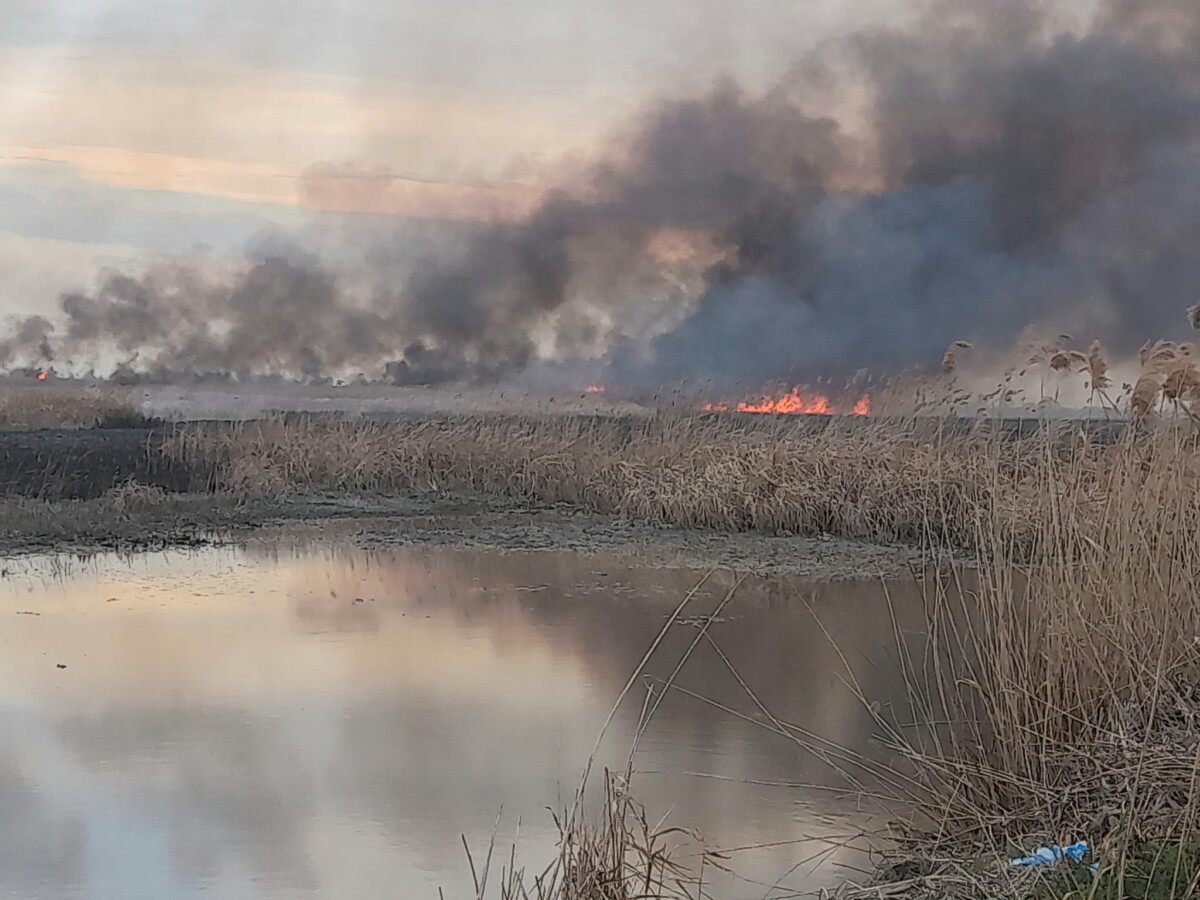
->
[0,0,929,319]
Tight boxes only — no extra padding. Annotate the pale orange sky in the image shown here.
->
[0,0,1101,317]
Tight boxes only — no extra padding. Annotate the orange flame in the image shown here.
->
[36,371,47,382]
[702,387,870,416]
[584,384,606,394]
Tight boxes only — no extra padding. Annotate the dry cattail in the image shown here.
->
[1188,304,1200,330]
[1087,340,1111,392]
[1130,373,1162,418]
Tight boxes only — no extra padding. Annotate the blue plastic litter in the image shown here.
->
[1010,841,1098,874]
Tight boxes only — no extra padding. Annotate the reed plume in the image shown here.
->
[941,340,972,375]
[1130,372,1162,418]
[1048,349,1086,373]
[1086,340,1110,392]
[1141,340,1182,372]
[1162,357,1200,406]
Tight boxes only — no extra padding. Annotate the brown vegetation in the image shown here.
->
[162,410,1194,559]
[833,418,1200,896]
[460,417,1200,899]
[0,384,141,430]
[165,414,1012,548]
[462,772,703,900]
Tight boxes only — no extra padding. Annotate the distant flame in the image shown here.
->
[702,387,870,416]
[36,372,47,382]
[584,385,606,394]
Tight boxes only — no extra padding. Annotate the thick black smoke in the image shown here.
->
[1,246,406,381]
[647,0,1200,384]
[5,0,1200,386]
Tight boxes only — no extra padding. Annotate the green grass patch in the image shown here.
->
[1031,838,1200,900]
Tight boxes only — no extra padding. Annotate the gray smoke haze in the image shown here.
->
[5,0,1200,387]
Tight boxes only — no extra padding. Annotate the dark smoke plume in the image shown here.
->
[5,0,1200,386]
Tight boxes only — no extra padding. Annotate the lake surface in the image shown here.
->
[0,540,928,899]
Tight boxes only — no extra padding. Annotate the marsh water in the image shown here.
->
[0,539,930,899]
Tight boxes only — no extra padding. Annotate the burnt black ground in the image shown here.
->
[0,426,210,499]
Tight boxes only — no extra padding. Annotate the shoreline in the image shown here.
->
[0,488,923,578]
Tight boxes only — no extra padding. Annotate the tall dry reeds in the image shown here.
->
[835,420,1200,897]
[166,414,1029,550]
[0,384,141,430]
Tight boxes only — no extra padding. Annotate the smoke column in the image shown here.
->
[5,0,1200,386]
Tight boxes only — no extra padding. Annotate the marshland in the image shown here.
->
[13,0,1200,891]
[2,335,1200,898]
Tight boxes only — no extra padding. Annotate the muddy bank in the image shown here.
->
[0,489,921,578]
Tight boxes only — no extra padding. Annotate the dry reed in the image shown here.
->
[1087,340,1111,393]
[461,773,703,900]
[164,403,1200,565]
[0,384,141,430]
[823,419,1200,899]
[942,341,972,375]
[165,414,1031,551]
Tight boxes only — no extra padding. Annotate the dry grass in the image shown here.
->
[461,773,703,900]
[164,411,1200,562]
[162,336,1200,558]
[446,421,1200,896]
[165,414,1046,550]
[818,421,1200,899]
[0,384,141,430]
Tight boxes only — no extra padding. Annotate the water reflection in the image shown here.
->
[0,542,930,899]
